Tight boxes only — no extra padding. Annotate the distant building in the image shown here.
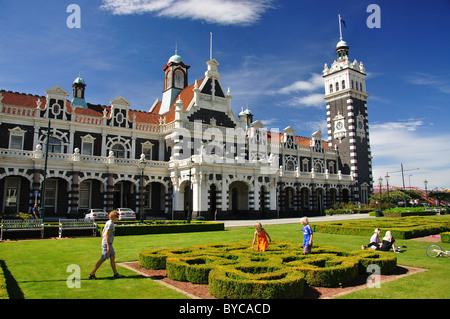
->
[0,36,371,220]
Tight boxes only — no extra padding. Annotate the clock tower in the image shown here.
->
[323,34,373,204]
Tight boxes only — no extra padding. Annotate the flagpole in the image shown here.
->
[338,14,343,40]
[210,32,213,60]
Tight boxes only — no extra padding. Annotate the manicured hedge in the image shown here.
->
[0,261,9,299]
[441,232,450,243]
[139,240,397,298]
[311,216,450,239]
[209,266,305,299]
[98,221,224,236]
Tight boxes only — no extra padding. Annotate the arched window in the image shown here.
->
[165,70,172,90]
[329,161,335,174]
[111,143,125,158]
[342,80,345,89]
[335,82,339,91]
[329,84,333,93]
[174,69,184,89]
[360,83,363,92]
[286,160,295,171]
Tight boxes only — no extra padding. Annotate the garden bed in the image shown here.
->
[121,262,425,299]
[137,241,398,299]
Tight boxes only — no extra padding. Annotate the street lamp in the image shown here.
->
[424,180,428,206]
[39,119,51,220]
[187,157,193,223]
[139,154,147,224]
[378,176,383,213]
[385,174,390,210]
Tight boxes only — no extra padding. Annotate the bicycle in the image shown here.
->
[426,244,450,258]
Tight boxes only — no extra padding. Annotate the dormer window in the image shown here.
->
[52,103,61,116]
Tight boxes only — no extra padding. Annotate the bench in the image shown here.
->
[59,219,97,238]
[1,219,44,240]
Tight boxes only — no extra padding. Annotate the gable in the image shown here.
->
[200,78,225,98]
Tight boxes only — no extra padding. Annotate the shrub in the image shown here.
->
[0,261,9,299]
[209,266,305,299]
[99,220,224,236]
[441,232,450,243]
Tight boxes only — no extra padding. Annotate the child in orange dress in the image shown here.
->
[252,222,272,251]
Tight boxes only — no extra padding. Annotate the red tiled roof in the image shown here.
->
[267,131,329,149]
[159,78,205,123]
[1,88,329,148]
[0,90,46,109]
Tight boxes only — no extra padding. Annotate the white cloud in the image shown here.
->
[278,73,323,94]
[100,0,274,26]
[404,72,450,94]
[286,93,324,108]
[370,119,450,189]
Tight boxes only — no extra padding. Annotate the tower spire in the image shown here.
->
[338,14,343,40]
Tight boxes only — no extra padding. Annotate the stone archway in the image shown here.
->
[228,181,249,218]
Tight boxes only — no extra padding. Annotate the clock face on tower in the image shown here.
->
[358,121,363,129]
[336,121,343,130]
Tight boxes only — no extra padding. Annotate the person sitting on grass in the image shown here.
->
[363,230,399,253]
[362,228,381,250]
[89,210,125,279]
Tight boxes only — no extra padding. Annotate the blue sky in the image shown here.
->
[1,0,449,190]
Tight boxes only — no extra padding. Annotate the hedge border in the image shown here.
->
[311,216,450,239]
[208,266,305,299]
[0,220,224,239]
[441,232,450,243]
[0,261,9,299]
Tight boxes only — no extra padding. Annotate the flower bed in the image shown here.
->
[139,241,397,299]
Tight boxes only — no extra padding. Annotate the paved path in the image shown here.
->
[223,213,373,228]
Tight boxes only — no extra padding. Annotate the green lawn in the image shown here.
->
[0,220,449,299]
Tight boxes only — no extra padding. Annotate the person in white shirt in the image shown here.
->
[89,210,125,279]
[362,228,381,250]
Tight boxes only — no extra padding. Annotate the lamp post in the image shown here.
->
[187,158,192,223]
[139,154,147,224]
[385,174,390,210]
[39,119,51,220]
[424,179,428,206]
[378,176,383,213]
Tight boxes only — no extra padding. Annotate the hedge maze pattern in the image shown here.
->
[139,241,397,299]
